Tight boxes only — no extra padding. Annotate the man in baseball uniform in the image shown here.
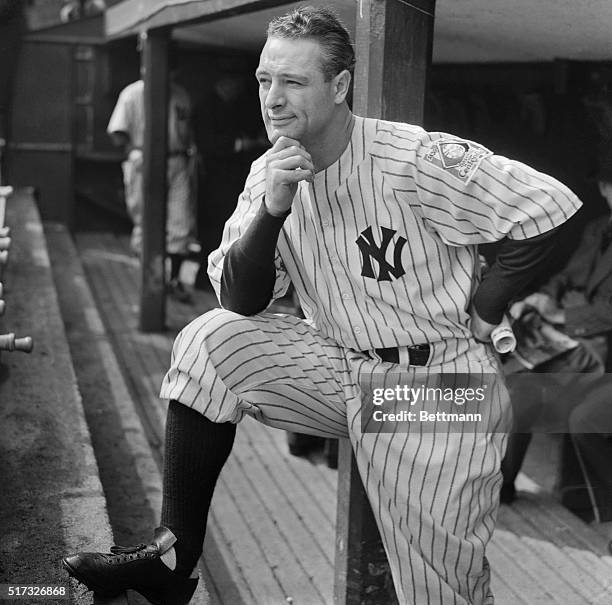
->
[64,7,581,604]
[108,59,198,302]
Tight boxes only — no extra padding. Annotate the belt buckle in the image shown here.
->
[406,344,430,367]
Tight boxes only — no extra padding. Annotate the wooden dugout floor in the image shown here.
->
[75,231,612,605]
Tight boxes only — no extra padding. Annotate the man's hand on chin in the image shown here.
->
[265,135,314,216]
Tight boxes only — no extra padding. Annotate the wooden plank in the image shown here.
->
[507,497,612,583]
[95,233,171,431]
[353,0,435,124]
[77,233,167,450]
[244,418,337,529]
[100,237,171,389]
[486,539,542,605]
[106,0,294,39]
[230,425,334,595]
[200,523,248,605]
[210,466,289,603]
[497,504,612,603]
[222,430,329,601]
[335,1,436,603]
[335,441,397,604]
[140,29,169,332]
[489,526,586,604]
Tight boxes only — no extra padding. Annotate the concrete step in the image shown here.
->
[0,188,126,605]
[44,222,211,605]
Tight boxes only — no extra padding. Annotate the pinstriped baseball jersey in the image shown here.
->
[208,115,580,358]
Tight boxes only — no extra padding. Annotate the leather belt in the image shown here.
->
[368,344,431,366]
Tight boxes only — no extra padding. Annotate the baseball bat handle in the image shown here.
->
[491,315,516,354]
[0,333,34,353]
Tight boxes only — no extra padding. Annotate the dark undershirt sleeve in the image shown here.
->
[472,226,561,324]
[220,200,289,316]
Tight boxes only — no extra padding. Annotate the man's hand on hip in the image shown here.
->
[265,136,314,216]
[469,309,497,343]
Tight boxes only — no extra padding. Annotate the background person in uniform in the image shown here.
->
[63,7,581,604]
[501,149,612,523]
[107,52,199,303]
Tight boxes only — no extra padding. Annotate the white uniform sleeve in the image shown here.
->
[377,125,582,246]
[207,158,291,305]
[107,87,131,135]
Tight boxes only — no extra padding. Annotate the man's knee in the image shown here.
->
[171,308,271,393]
[176,308,253,355]
[164,308,260,422]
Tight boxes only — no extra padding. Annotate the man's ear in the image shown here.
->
[333,69,352,104]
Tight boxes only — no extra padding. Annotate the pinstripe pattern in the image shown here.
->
[208,116,580,357]
[160,309,509,604]
[162,114,580,603]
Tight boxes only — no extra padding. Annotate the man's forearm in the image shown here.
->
[473,226,561,324]
[220,200,288,315]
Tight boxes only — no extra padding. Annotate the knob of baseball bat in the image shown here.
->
[491,315,516,354]
[0,236,10,251]
[0,186,13,197]
[0,333,34,353]
[0,226,9,237]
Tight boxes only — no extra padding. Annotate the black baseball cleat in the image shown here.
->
[62,526,198,605]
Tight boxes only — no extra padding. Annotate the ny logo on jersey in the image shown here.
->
[356,226,407,282]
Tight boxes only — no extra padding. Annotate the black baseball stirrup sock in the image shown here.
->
[161,400,236,575]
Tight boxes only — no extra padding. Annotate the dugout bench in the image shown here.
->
[0,185,129,605]
[0,185,33,357]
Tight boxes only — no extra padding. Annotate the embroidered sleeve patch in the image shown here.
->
[423,138,492,184]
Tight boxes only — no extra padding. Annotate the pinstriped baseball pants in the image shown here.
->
[122,152,196,256]
[160,308,510,604]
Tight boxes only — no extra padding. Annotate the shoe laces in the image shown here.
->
[108,543,154,563]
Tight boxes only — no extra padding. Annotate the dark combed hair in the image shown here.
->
[267,5,355,80]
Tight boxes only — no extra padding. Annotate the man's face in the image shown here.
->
[256,36,339,147]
